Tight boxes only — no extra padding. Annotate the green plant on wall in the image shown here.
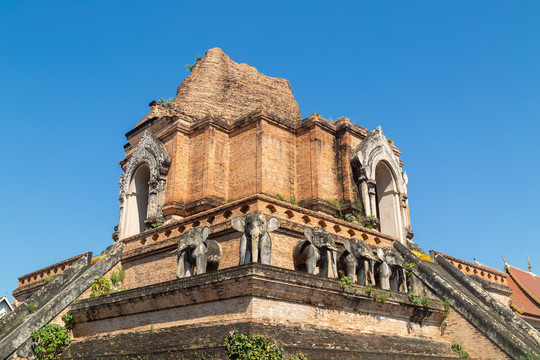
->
[408,291,430,308]
[61,310,74,329]
[32,324,71,360]
[110,266,125,286]
[225,331,284,360]
[157,97,173,107]
[186,55,205,72]
[451,342,469,358]
[28,302,37,313]
[329,200,341,209]
[364,284,373,296]
[373,293,389,303]
[338,270,353,290]
[89,276,111,298]
[520,353,540,360]
[404,262,417,277]
[442,298,451,318]
[361,215,379,229]
[224,331,309,360]
[290,195,297,206]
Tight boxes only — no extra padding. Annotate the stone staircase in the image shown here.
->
[394,241,540,360]
[0,241,124,360]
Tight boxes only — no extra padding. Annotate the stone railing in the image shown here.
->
[16,252,92,289]
[431,251,507,286]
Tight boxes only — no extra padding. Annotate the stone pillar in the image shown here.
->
[368,180,377,217]
[392,190,403,242]
[360,180,369,215]
[400,194,409,229]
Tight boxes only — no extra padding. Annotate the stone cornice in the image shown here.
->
[123,110,402,157]
[70,263,445,328]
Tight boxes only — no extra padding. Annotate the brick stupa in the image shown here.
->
[4,49,537,360]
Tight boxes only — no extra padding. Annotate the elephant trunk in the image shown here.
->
[249,227,261,263]
[176,242,189,254]
[330,249,338,278]
[176,251,185,279]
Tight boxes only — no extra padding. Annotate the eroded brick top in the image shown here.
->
[137,48,302,126]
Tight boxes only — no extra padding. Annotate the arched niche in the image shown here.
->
[350,126,409,242]
[375,161,400,238]
[124,165,151,237]
[116,131,171,240]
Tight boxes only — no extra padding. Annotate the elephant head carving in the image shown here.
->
[377,247,408,293]
[292,226,338,278]
[173,226,221,278]
[231,213,280,265]
[338,238,379,286]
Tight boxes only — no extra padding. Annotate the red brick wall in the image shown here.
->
[229,122,258,200]
[442,309,510,360]
[260,121,296,200]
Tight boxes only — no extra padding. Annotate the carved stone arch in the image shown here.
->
[365,148,404,192]
[351,126,409,242]
[116,131,171,240]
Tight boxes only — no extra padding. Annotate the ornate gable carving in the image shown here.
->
[351,126,410,242]
[116,131,171,240]
[352,126,406,193]
[119,131,171,195]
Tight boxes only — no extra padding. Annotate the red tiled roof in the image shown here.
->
[506,265,540,322]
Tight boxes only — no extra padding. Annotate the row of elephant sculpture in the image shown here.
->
[172,212,414,293]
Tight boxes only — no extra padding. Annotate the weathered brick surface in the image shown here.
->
[10,48,525,360]
[259,120,296,199]
[442,310,511,360]
[118,197,396,290]
[123,249,177,291]
[60,322,458,360]
[295,125,314,201]
[69,264,446,337]
[187,127,207,202]
[65,264,457,359]
[170,47,302,125]
[136,109,383,220]
[228,121,258,200]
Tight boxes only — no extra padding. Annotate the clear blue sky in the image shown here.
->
[1,1,539,301]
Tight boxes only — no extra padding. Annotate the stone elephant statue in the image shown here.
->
[377,247,408,293]
[173,226,221,278]
[293,226,338,278]
[231,213,280,265]
[338,237,378,286]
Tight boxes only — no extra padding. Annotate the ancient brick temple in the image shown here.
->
[3,48,539,360]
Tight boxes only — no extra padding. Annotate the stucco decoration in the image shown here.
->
[351,126,410,243]
[116,131,171,240]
